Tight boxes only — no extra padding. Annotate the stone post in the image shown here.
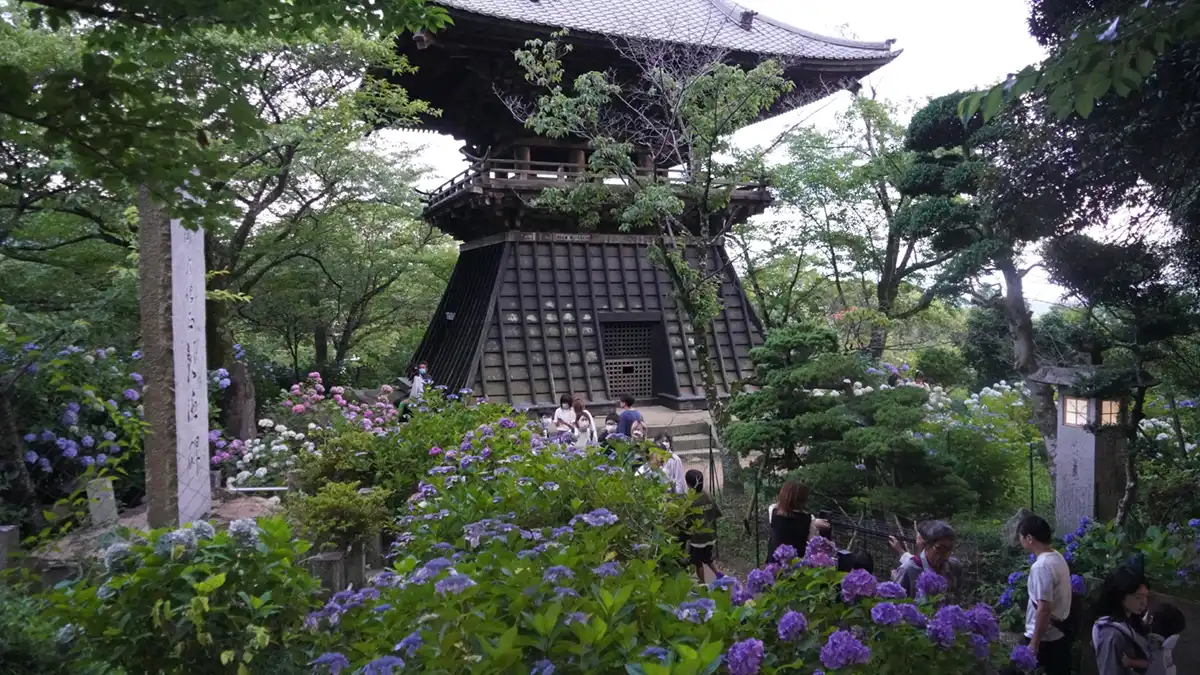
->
[139,187,212,528]
[345,544,367,590]
[306,551,346,595]
[86,477,119,527]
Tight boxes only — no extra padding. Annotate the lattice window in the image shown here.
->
[1100,400,1121,426]
[605,359,653,398]
[1063,396,1089,427]
[602,323,652,359]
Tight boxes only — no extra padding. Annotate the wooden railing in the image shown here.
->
[423,157,768,212]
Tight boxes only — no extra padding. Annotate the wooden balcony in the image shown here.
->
[422,157,773,224]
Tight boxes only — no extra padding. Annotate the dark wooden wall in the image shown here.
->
[409,233,764,410]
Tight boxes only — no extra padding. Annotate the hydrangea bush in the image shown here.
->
[49,518,320,674]
[995,517,1200,631]
[302,405,1010,674]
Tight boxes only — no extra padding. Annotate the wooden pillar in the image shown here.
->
[515,145,531,181]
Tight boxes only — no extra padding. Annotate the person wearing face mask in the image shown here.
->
[598,412,621,449]
[651,432,687,495]
[409,362,430,400]
[572,397,597,446]
[552,394,577,434]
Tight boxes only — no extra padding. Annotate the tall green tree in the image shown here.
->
[775,94,960,357]
[725,323,976,518]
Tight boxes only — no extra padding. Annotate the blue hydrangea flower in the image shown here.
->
[916,569,948,597]
[747,567,774,593]
[1010,644,1038,671]
[123,389,139,401]
[394,631,422,656]
[592,562,621,577]
[641,646,669,662]
[310,652,350,674]
[543,566,574,583]
[1070,574,1087,595]
[726,638,764,675]
[877,581,906,599]
[434,573,476,596]
[773,544,797,562]
[841,568,878,602]
[777,610,807,641]
[820,630,870,670]
[871,602,903,626]
[926,616,956,648]
[531,659,554,675]
[23,450,38,463]
[674,598,716,623]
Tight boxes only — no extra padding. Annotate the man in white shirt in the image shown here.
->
[1018,514,1073,675]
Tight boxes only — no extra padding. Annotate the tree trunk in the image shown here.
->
[0,390,46,530]
[998,259,1059,485]
[1115,386,1148,526]
[867,324,888,359]
[1168,394,1188,458]
[225,361,256,441]
[314,323,329,373]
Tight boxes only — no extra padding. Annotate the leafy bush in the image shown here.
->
[49,518,320,674]
[995,517,1200,632]
[0,581,114,675]
[303,411,1010,675]
[727,324,977,518]
[914,346,968,387]
[287,481,393,551]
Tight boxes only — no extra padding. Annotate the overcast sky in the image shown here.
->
[379,0,1074,313]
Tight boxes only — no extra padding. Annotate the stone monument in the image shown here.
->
[139,186,212,528]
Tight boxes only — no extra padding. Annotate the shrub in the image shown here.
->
[287,481,393,551]
[0,582,114,675]
[302,411,1008,674]
[49,518,320,674]
[915,346,968,387]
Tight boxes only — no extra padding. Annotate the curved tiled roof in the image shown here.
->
[436,0,900,62]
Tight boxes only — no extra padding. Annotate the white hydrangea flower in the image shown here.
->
[258,419,274,428]
[235,470,251,484]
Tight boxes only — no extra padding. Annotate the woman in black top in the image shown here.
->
[767,481,828,560]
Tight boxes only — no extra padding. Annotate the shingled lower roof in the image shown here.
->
[435,0,900,62]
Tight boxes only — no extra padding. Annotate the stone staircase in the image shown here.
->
[640,407,727,488]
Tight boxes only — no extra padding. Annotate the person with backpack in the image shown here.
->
[615,393,646,440]
[1018,514,1075,675]
[684,469,724,583]
[1092,565,1152,675]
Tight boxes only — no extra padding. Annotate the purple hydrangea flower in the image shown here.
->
[394,631,422,656]
[1010,644,1038,671]
[434,573,476,596]
[130,372,143,385]
[898,603,927,627]
[1007,571,1026,585]
[841,568,878,602]
[726,638,764,675]
[555,586,579,598]
[311,652,351,674]
[970,634,989,659]
[916,569,948,597]
[747,568,774,593]
[777,610,807,641]
[710,576,738,591]
[641,646,669,662]
[592,562,621,577]
[39,457,52,472]
[820,630,870,670]
[580,508,619,527]
[40,430,55,441]
[362,656,405,675]
[1070,574,1087,595]
[674,598,716,623]
[543,565,574,583]
[934,605,970,632]
[877,581,906,599]
[926,616,956,648]
[871,602,903,626]
[82,435,95,448]
[531,659,554,675]
[103,431,116,441]
[23,433,35,443]
[123,388,139,401]
[24,450,38,463]
[966,604,1000,641]
[773,544,798,562]
[731,584,755,605]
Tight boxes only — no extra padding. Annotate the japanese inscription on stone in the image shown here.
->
[171,217,211,524]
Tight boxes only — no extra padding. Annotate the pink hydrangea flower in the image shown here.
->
[292,404,305,414]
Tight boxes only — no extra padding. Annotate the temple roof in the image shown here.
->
[434,0,900,63]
